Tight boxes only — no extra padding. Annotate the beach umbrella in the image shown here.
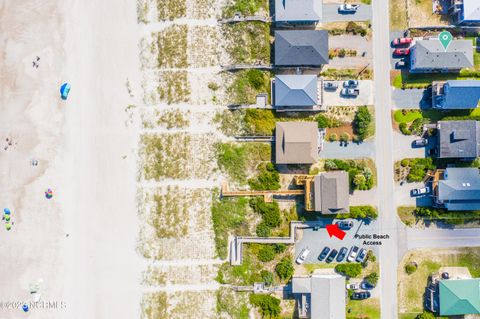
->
[45,188,53,199]
[5,223,11,231]
[3,208,10,215]
[22,304,29,312]
[60,83,71,100]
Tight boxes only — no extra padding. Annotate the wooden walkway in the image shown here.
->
[221,64,273,71]
[218,14,271,24]
[221,182,304,202]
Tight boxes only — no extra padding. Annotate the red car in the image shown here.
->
[392,37,413,46]
[393,48,410,56]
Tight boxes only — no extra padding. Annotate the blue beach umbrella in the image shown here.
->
[22,304,29,312]
[60,83,71,100]
[3,208,10,215]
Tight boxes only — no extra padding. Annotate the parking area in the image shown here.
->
[322,80,374,106]
[394,181,434,208]
[295,218,381,265]
[389,31,410,70]
[320,140,375,159]
[391,88,429,109]
[322,4,372,23]
[328,35,372,69]
[392,131,435,162]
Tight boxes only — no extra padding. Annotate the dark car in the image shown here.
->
[336,220,354,230]
[351,291,371,300]
[361,281,375,290]
[325,249,338,263]
[336,247,348,262]
[318,246,331,261]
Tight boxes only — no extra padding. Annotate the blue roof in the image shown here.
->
[274,75,318,107]
[435,80,480,109]
[438,167,480,211]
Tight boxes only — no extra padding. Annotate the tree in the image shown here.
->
[335,263,362,278]
[365,272,378,286]
[316,114,330,128]
[353,106,372,140]
[415,311,435,319]
[353,174,367,188]
[256,222,271,237]
[248,163,280,191]
[405,263,417,275]
[275,257,294,281]
[249,294,281,318]
[258,245,276,262]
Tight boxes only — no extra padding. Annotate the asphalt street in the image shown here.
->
[406,228,480,250]
[323,4,372,23]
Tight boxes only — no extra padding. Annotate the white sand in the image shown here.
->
[0,0,144,318]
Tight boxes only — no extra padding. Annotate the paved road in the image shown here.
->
[372,0,399,318]
[391,89,427,109]
[320,141,375,159]
[406,228,480,250]
[323,4,372,22]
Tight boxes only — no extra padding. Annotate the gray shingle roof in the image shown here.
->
[292,274,346,319]
[462,1,480,22]
[435,80,480,109]
[275,30,329,66]
[410,39,473,71]
[274,75,318,107]
[438,168,480,211]
[438,120,480,158]
[313,171,349,214]
[275,122,319,164]
[274,0,322,22]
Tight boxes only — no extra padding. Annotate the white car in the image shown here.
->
[296,248,310,264]
[411,187,430,197]
[347,246,359,262]
[338,4,359,13]
[346,283,360,290]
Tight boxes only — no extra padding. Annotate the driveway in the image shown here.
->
[394,182,433,208]
[329,35,372,69]
[323,4,372,23]
[350,188,378,206]
[320,140,375,159]
[322,80,374,106]
[392,131,428,161]
[391,89,429,109]
[389,31,409,70]
[295,218,382,265]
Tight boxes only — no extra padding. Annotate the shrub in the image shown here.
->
[324,159,338,170]
[353,174,367,188]
[349,206,378,219]
[410,118,424,135]
[400,159,410,167]
[335,263,362,278]
[329,133,338,142]
[208,82,219,91]
[365,272,378,286]
[405,263,417,275]
[250,197,281,228]
[249,294,281,318]
[258,245,276,262]
[415,312,435,319]
[275,257,294,281]
[248,163,280,191]
[399,122,412,135]
[316,114,330,128]
[406,158,435,182]
[274,244,287,254]
[353,106,372,140]
[340,133,350,142]
[256,222,271,237]
[260,270,274,286]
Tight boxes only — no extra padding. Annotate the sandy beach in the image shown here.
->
[0,0,143,318]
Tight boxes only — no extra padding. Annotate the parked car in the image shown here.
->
[336,247,348,262]
[323,81,338,90]
[413,138,428,147]
[393,48,410,56]
[343,80,359,88]
[346,283,360,290]
[392,37,413,46]
[336,220,354,230]
[325,249,338,263]
[356,248,367,263]
[341,88,360,97]
[396,60,406,68]
[442,272,450,279]
[361,281,375,290]
[296,247,310,264]
[318,246,331,261]
[338,4,359,13]
[411,187,430,197]
[347,246,359,262]
[351,291,371,300]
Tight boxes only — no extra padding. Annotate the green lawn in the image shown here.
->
[392,108,480,125]
[393,110,423,123]
[347,298,380,319]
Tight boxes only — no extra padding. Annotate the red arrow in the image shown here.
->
[326,224,346,240]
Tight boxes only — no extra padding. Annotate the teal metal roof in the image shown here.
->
[439,279,480,316]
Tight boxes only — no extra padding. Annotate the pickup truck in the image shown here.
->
[341,88,360,97]
[338,4,359,13]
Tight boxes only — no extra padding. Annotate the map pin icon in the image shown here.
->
[439,31,453,50]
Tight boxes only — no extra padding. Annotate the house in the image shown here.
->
[448,0,480,25]
[433,167,480,211]
[409,39,473,73]
[436,120,480,159]
[274,0,322,24]
[439,279,480,316]
[432,80,480,109]
[274,30,329,67]
[273,75,320,111]
[313,171,349,214]
[292,273,346,319]
[275,122,322,164]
